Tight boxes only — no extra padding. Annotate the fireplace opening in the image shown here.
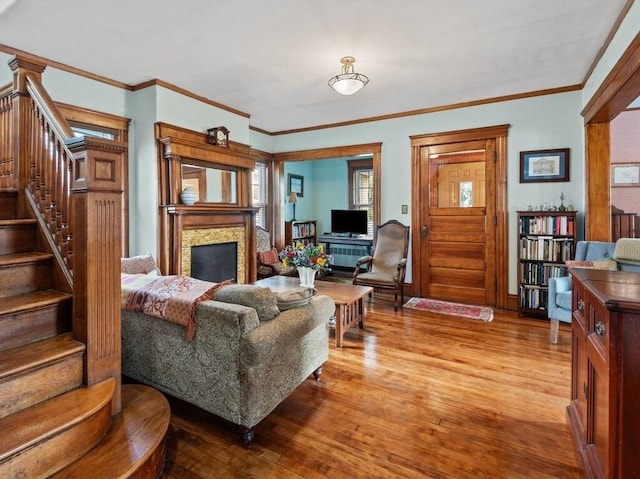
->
[190,242,237,283]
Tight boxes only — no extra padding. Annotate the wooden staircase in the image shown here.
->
[0,192,170,478]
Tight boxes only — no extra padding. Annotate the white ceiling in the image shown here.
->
[0,0,629,133]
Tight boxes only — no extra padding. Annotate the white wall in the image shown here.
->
[582,1,640,109]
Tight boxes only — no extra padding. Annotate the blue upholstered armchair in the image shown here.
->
[548,241,616,343]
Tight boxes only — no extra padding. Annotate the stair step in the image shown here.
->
[0,289,72,351]
[0,252,53,299]
[0,219,36,255]
[51,384,171,479]
[0,333,84,419]
[0,378,116,478]
[0,190,17,220]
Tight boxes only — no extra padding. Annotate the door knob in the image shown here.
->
[422,225,428,238]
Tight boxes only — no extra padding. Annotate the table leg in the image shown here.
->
[335,306,344,348]
[358,297,365,329]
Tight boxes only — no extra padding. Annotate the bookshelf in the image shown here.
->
[517,211,577,318]
[284,220,317,246]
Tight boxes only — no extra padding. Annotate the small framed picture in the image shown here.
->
[520,148,570,183]
[611,163,640,187]
[288,173,304,198]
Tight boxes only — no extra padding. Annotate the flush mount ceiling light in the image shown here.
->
[328,56,369,95]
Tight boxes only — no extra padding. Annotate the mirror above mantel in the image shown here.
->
[182,163,237,204]
[156,122,255,207]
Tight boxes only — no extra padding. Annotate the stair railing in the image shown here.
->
[0,83,12,189]
[24,73,76,272]
[10,56,126,413]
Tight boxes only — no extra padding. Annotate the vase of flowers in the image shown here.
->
[279,242,333,288]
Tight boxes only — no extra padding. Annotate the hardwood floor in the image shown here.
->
[162,293,582,479]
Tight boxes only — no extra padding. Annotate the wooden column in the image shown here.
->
[9,56,46,217]
[67,135,126,413]
[585,122,611,241]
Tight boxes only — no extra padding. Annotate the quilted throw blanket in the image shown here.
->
[121,273,229,340]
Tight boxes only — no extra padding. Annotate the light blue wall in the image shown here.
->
[311,158,349,234]
[282,161,313,222]
[126,85,157,256]
[273,91,585,288]
[156,87,251,145]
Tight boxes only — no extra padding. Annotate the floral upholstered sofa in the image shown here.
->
[120,255,333,445]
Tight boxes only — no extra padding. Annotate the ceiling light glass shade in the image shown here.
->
[328,56,369,95]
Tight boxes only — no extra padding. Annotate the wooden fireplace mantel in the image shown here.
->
[155,122,259,283]
[159,204,258,283]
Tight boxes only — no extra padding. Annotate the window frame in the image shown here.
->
[348,158,374,236]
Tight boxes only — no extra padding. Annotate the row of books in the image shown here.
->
[520,237,574,261]
[520,263,568,286]
[519,215,575,236]
[292,222,316,239]
[519,285,549,310]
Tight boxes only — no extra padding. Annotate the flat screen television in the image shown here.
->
[330,209,368,236]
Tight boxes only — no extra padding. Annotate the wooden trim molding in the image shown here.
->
[582,30,640,123]
[271,86,579,136]
[56,101,131,256]
[155,122,259,282]
[410,124,510,310]
[133,79,250,119]
[582,30,640,241]
[272,143,382,248]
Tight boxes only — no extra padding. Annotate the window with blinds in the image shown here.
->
[348,159,374,236]
[252,160,268,228]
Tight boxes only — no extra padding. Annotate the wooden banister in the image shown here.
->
[25,73,74,138]
[23,74,76,270]
[0,83,13,189]
[9,56,126,413]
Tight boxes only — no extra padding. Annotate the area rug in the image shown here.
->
[403,297,494,322]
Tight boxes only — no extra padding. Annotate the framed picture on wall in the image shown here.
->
[288,173,304,197]
[611,163,640,187]
[519,148,570,183]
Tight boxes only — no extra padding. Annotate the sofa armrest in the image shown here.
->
[194,299,261,343]
[548,275,573,323]
[240,295,334,366]
[549,275,572,294]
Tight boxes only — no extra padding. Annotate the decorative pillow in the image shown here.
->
[565,259,618,271]
[121,253,161,275]
[275,287,316,311]
[212,284,280,321]
[258,248,279,265]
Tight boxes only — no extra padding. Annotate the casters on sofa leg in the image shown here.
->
[313,366,322,381]
[241,427,255,447]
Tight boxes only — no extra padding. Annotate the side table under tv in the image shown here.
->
[253,275,372,348]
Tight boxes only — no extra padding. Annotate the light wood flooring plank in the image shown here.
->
[162,294,582,479]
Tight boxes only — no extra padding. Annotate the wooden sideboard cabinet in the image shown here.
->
[567,268,640,479]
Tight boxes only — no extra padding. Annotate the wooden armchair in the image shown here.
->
[352,220,410,310]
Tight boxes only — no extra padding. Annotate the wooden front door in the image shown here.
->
[411,125,509,308]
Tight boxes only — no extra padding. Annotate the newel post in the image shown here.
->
[67,135,126,414]
[9,56,46,216]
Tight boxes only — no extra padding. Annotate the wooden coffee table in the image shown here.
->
[253,276,373,347]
